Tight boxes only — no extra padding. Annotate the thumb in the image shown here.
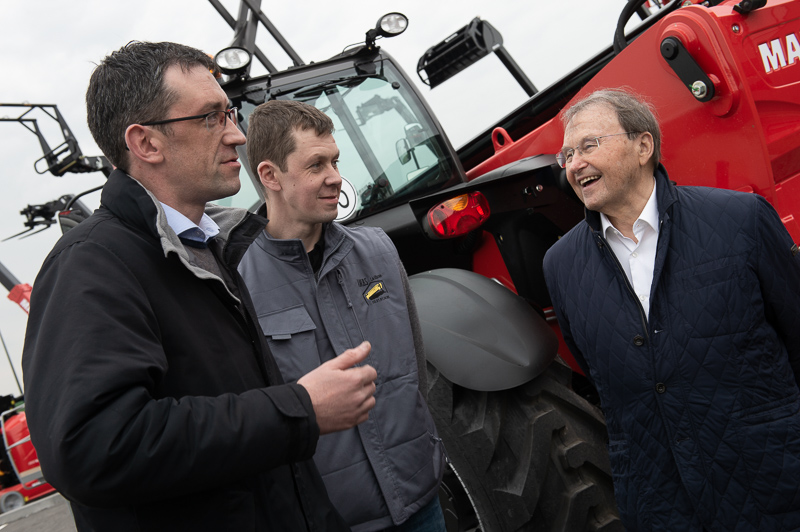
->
[329,341,371,370]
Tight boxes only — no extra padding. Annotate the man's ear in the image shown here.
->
[258,160,282,192]
[637,132,654,167]
[125,124,164,164]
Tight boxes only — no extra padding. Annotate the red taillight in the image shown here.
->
[426,191,490,238]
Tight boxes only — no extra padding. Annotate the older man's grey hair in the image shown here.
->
[562,88,662,167]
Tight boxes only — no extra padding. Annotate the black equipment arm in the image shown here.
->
[0,104,112,178]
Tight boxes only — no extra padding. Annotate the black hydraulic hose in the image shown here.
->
[613,0,682,54]
[63,185,104,212]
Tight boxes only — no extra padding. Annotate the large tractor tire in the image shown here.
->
[429,357,622,532]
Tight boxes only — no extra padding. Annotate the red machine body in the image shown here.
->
[4,410,43,485]
[7,284,31,315]
[0,407,55,512]
[468,0,800,236]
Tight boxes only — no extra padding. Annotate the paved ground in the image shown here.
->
[0,493,76,532]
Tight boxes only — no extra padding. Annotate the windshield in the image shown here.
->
[238,60,462,221]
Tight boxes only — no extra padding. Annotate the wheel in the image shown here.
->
[438,462,480,532]
[427,357,623,532]
[0,490,25,513]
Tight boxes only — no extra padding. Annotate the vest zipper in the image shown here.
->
[430,433,449,464]
[336,269,368,342]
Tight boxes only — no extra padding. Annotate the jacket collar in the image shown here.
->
[253,203,349,263]
[101,169,265,268]
[207,203,267,269]
[255,221,349,261]
[585,163,677,232]
[101,169,161,239]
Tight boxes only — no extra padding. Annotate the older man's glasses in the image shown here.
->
[556,132,639,168]
[140,107,238,130]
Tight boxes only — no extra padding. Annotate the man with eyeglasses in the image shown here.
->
[22,41,374,531]
[543,88,800,531]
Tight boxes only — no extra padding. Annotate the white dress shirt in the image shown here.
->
[160,202,220,243]
[600,180,659,320]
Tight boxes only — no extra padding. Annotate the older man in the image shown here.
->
[543,88,800,531]
[238,100,445,532]
[22,42,377,531]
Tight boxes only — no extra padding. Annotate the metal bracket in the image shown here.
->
[660,36,715,102]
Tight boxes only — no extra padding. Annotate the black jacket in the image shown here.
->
[22,170,349,531]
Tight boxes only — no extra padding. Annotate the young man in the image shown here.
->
[22,42,377,531]
[239,100,446,532]
[543,88,800,531]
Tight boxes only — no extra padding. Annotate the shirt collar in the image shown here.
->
[159,202,220,242]
[600,178,659,239]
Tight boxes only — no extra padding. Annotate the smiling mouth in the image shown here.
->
[579,175,600,187]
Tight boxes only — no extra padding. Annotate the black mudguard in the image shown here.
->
[409,268,558,392]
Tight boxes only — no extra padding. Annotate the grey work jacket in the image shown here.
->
[239,221,444,531]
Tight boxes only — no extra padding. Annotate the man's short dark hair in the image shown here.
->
[562,88,662,167]
[86,41,217,171]
[246,100,334,173]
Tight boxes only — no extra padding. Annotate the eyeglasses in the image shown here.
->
[140,107,238,130]
[556,131,639,168]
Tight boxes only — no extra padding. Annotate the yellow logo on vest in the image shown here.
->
[363,280,388,303]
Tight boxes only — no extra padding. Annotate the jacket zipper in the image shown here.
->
[336,269,368,343]
[430,433,449,464]
[314,229,345,283]
[595,233,649,340]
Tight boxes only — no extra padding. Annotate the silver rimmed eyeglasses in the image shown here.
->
[140,107,238,130]
[556,131,639,168]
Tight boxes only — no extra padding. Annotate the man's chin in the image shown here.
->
[211,182,242,203]
[579,187,605,210]
[317,209,339,223]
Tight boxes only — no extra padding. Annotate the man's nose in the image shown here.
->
[327,167,343,185]
[567,150,588,173]
[223,119,247,146]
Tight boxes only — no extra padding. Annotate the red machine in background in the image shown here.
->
[0,397,55,513]
[0,265,55,513]
[465,0,800,236]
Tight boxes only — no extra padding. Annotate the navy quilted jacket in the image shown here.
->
[543,166,800,531]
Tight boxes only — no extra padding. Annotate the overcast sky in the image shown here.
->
[0,0,643,397]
